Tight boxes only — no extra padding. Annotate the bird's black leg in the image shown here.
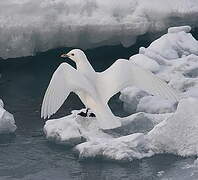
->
[89,113,96,117]
[87,108,96,117]
[85,108,89,116]
[77,111,86,117]
[77,108,89,117]
[77,108,96,117]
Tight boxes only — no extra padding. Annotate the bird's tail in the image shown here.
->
[95,104,121,130]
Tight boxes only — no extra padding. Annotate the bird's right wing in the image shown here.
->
[41,63,94,119]
[98,59,179,104]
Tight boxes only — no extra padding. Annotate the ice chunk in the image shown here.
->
[142,30,198,62]
[0,99,4,107]
[168,26,191,33]
[183,87,198,98]
[120,87,149,113]
[169,76,198,93]
[148,98,198,156]
[44,115,85,146]
[0,99,16,134]
[137,96,176,114]
[119,112,172,135]
[75,133,154,162]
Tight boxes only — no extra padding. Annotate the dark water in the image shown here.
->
[0,45,197,180]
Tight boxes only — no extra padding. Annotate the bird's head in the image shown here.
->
[60,49,86,63]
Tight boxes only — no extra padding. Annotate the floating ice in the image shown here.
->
[44,98,198,161]
[1,1,198,59]
[0,99,16,134]
[44,109,172,161]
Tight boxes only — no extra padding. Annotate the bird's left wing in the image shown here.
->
[41,63,94,119]
[97,59,179,104]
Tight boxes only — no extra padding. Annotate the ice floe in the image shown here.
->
[1,1,198,59]
[0,99,16,134]
[44,26,198,162]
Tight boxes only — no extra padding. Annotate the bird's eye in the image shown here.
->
[71,53,74,56]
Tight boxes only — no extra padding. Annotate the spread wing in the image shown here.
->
[97,59,179,104]
[41,63,94,119]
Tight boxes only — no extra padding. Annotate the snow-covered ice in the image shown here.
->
[119,87,149,113]
[121,26,198,157]
[130,54,160,73]
[122,26,198,113]
[139,28,198,63]
[148,98,198,157]
[75,133,153,162]
[44,108,171,161]
[44,110,156,161]
[44,98,198,161]
[44,26,198,162]
[136,96,176,114]
[1,1,198,59]
[0,99,17,134]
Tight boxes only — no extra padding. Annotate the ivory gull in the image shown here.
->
[41,49,179,129]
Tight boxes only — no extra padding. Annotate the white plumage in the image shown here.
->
[41,49,179,129]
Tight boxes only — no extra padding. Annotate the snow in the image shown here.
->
[1,0,198,59]
[43,26,198,162]
[0,99,17,134]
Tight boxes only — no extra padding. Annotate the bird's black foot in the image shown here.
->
[77,111,87,117]
[77,108,89,117]
[89,113,96,117]
[77,108,96,117]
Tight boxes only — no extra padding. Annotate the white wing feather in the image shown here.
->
[41,63,94,119]
[98,59,179,104]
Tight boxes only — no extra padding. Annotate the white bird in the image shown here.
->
[41,49,179,129]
